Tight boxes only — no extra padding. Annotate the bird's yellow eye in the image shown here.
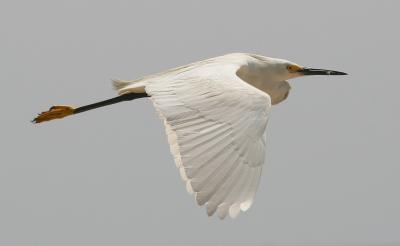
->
[287,65,302,73]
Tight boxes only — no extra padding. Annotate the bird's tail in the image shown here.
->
[112,79,147,95]
[112,79,134,91]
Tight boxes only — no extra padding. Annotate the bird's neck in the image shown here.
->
[237,67,291,105]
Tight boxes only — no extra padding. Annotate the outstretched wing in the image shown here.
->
[137,63,271,219]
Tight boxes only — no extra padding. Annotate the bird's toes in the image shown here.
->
[32,105,75,124]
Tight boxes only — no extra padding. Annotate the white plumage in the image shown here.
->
[114,53,287,219]
[34,53,346,219]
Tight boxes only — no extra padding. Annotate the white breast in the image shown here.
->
[258,80,291,105]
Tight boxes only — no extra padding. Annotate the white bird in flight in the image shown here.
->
[33,53,347,219]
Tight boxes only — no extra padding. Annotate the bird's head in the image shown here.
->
[246,55,347,82]
[271,58,347,81]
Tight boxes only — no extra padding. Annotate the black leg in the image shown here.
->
[33,92,149,123]
[74,93,148,114]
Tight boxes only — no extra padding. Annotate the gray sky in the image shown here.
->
[1,0,399,245]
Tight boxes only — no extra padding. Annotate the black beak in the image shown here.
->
[301,67,347,76]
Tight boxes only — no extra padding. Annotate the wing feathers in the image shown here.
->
[120,60,271,218]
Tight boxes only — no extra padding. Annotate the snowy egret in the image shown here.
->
[33,53,347,219]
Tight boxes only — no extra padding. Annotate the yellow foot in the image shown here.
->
[32,105,75,123]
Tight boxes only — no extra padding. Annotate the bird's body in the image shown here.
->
[114,53,293,105]
[33,53,346,219]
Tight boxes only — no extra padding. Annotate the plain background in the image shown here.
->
[1,0,399,245]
